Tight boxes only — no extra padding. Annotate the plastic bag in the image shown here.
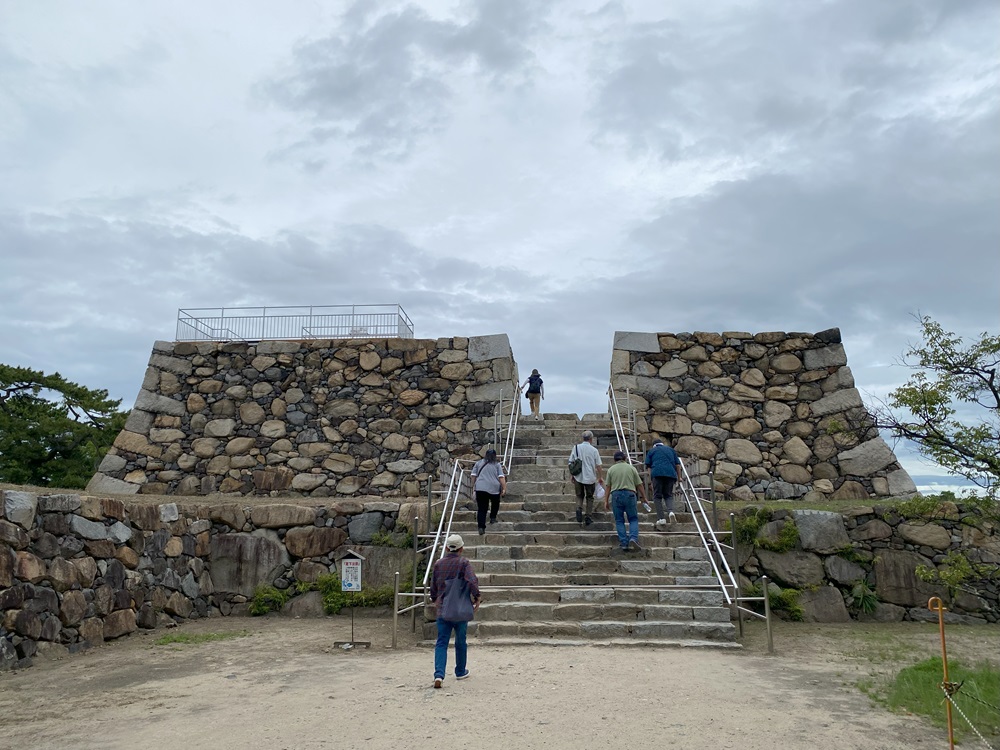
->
[594,483,606,501]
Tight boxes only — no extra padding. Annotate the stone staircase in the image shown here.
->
[424,413,738,648]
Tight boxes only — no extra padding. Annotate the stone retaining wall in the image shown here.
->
[611,328,917,501]
[87,334,517,497]
[736,504,1000,623]
[1,489,423,671]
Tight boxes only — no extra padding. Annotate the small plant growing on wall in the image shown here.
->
[845,581,878,615]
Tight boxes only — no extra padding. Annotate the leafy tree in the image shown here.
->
[877,316,999,499]
[0,364,127,489]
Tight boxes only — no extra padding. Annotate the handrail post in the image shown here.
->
[732,512,743,639]
[426,478,432,532]
[411,515,419,633]
[710,470,718,530]
[392,571,400,649]
[762,575,773,654]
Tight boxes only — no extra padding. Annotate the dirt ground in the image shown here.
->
[3,613,998,750]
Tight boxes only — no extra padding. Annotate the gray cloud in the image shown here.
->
[1,0,997,486]
[261,0,547,164]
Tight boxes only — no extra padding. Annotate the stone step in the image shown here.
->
[422,619,736,642]
[477,587,726,607]
[421,637,741,650]
[466,544,708,561]
[467,558,712,576]
[474,572,719,587]
[475,601,732,624]
[448,521,702,534]
[450,530,707,548]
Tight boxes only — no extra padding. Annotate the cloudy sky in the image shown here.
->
[1,0,997,487]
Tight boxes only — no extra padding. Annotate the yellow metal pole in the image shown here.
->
[928,596,954,750]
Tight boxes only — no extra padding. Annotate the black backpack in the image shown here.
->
[527,374,542,394]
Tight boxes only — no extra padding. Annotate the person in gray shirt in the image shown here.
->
[471,449,506,535]
[569,430,603,526]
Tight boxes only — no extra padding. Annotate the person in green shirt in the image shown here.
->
[604,450,648,551]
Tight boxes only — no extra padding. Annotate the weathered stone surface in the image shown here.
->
[3,491,37,529]
[793,510,851,554]
[887,469,918,497]
[164,591,193,618]
[770,353,802,373]
[762,401,793,428]
[803,344,847,370]
[874,549,945,607]
[724,439,762,465]
[777,464,811,484]
[898,523,952,550]
[284,527,348,558]
[0,546,14,587]
[250,505,316,528]
[210,533,290,596]
[86,474,140,495]
[824,554,867,585]
[104,609,138,639]
[386,459,423,474]
[756,550,825,588]
[675,435,718,460]
[204,418,236,438]
[831,481,869,501]
[69,515,107,541]
[838,438,895,477]
[260,420,288,438]
[14,551,46,583]
[347,512,384,543]
[0,519,29,550]
[47,557,77,592]
[810,388,864,417]
[133,389,186,417]
[59,590,87,626]
[798,586,850,623]
[782,437,812,464]
[79,617,105,644]
[468,333,513,361]
[291,473,327,492]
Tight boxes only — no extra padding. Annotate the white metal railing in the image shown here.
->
[176,304,414,342]
[499,384,523,470]
[675,460,773,651]
[607,384,641,462]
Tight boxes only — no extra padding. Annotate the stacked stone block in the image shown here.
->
[611,328,917,501]
[87,334,517,497]
[1,488,414,671]
[737,504,999,623]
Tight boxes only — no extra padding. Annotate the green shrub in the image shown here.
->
[316,573,397,614]
[845,581,878,615]
[757,519,799,553]
[729,508,769,546]
[745,582,804,621]
[248,585,291,616]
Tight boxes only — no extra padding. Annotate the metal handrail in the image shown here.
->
[675,460,773,650]
[176,304,414,341]
[606,384,631,460]
[501,384,523,470]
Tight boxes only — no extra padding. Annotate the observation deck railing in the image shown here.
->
[175,304,414,342]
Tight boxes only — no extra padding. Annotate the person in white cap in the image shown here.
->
[430,534,480,689]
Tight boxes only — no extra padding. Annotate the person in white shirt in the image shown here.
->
[569,430,603,527]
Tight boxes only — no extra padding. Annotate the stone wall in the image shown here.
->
[1,488,421,671]
[611,328,917,501]
[735,504,1000,623]
[87,334,517,497]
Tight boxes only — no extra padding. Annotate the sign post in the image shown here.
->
[334,551,370,649]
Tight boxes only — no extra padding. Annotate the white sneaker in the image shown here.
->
[668,512,677,524]
[655,519,667,531]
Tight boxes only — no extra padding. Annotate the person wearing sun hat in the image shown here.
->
[430,534,480,688]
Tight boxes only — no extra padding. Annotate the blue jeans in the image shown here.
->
[434,619,468,679]
[611,490,639,547]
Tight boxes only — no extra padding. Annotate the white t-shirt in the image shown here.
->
[570,441,602,484]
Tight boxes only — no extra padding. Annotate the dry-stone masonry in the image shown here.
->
[87,335,517,497]
[736,504,1000,623]
[611,328,917,501]
[1,488,423,670]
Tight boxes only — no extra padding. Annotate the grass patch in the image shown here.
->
[878,657,1000,742]
[154,630,248,646]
